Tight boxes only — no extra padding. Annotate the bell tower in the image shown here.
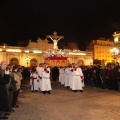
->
[113,31,120,48]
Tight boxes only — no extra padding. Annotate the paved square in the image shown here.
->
[9,82,120,120]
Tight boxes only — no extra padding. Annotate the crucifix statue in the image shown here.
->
[46,32,64,50]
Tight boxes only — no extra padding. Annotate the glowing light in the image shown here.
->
[110,47,119,55]
[33,50,42,53]
[25,50,29,53]
[69,52,86,55]
[25,57,30,67]
[25,57,30,61]
[6,49,21,52]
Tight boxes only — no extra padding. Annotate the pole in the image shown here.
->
[26,61,28,67]
[114,57,116,63]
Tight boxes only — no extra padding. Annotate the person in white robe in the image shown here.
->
[36,63,43,91]
[71,64,84,92]
[61,67,65,85]
[41,63,52,94]
[30,71,33,91]
[58,67,62,83]
[31,69,39,92]
[30,69,39,92]
[64,66,70,88]
[69,64,75,89]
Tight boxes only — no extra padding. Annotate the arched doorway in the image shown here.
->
[10,58,19,65]
[78,59,84,66]
[30,59,37,67]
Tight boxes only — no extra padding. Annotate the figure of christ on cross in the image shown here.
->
[46,32,64,50]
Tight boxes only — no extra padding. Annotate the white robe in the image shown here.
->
[71,68,84,90]
[36,67,43,90]
[61,68,65,85]
[69,67,74,89]
[31,73,39,91]
[59,68,62,83]
[41,67,52,91]
[30,73,33,86]
[64,67,70,87]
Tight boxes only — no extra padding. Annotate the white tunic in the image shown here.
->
[36,67,43,90]
[41,67,52,91]
[71,67,84,90]
[64,67,70,87]
[69,67,74,89]
[31,73,39,91]
[30,73,33,86]
[61,68,65,85]
[59,68,62,83]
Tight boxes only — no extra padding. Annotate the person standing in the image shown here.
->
[0,61,10,119]
[69,64,75,89]
[58,67,62,83]
[91,69,99,87]
[61,67,65,85]
[52,66,59,81]
[109,64,116,90]
[41,63,52,94]
[99,66,107,89]
[116,67,120,91]
[36,63,43,91]
[64,66,70,88]
[71,64,84,92]
[12,66,21,108]
[30,69,33,91]
[32,69,39,92]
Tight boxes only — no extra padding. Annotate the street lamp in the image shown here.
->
[3,43,6,48]
[25,57,30,67]
[89,59,93,65]
[110,47,119,63]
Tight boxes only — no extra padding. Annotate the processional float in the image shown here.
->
[44,32,70,67]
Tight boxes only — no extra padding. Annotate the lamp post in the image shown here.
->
[25,57,30,67]
[110,47,119,63]
[89,59,93,65]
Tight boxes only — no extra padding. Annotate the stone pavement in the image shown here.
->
[8,81,120,120]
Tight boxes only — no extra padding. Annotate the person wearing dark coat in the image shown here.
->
[52,66,59,81]
[109,64,117,90]
[115,67,120,91]
[0,61,10,119]
[91,69,99,87]
[82,67,88,85]
[106,66,111,88]
[99,66,107,89]
[87,66,93,85]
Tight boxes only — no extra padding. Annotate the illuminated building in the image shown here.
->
[112,31,120,63]
[87,38,114,64]
[0,37,93,67]
[113,31,120,48]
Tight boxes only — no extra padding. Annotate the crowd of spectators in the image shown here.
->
[1,61,120,119]
[82,62,120,91]
[0,61,30,119]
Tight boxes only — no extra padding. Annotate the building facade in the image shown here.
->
[0,38,93,67]
[113,31,120,48]
[87,39,114,64]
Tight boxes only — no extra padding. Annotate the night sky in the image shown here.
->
[0,0,120,50]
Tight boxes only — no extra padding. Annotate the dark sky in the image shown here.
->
[0,0,120,50]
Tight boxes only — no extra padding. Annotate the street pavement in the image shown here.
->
[8,81,120,120]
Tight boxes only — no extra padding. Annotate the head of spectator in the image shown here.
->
[115,62,119,67]
[111,64,115,69]
[118,67,120,72]
[12,66,18,73]
[0,61,7,70]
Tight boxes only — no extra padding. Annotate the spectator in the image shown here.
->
[0,61,10,119]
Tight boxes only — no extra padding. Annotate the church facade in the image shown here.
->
[0,38,93,67]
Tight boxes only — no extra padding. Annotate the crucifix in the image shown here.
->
[46,32,64,50]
